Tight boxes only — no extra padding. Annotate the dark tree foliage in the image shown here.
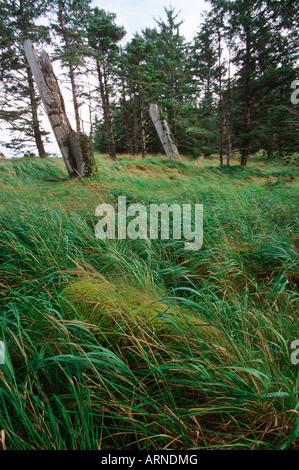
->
[0,0,50,157]
[209,0,299,165]
[94,2,298,164]
[0,1,298,163]
[86,7,126,160]
[51,0,92,133]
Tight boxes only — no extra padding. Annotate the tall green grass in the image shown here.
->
[0,154,298,450]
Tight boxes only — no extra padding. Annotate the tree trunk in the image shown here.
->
[140,105,146,159]
[137,76,146,158]
[96,61,117,160]
[278,88,284,158]
[218,31,224,167]
[69,63,81,133]
[26,66,48,158]
[133,101,139,155]
[149,104,180,160]
[171,70,178,147]
[122,94,131,154]
[58,0,81,133]
[88,90,94,140]
[24,40,97,178]
[266,144,274,159]
[241,27,251,167]
[225,49,233,167]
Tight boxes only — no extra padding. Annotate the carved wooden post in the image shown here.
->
[149,104,180,160]
[24,40,97,177]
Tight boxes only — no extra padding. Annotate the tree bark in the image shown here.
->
[149,104,180,160]
[241,27,251,167]
[225,50,233,166]
[122,94,132,154]
[24,40,97,178]
[26,66,48,158]
[58,0,81,133]
[218,31,224,167]
[69,63,82,133]
[137,75,146,158]
[96,61,117,160]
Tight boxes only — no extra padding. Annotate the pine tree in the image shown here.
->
[190,20,220,158]
[153,7,190,147]
[0,0,50,157]
[86,7,126,160]
[208,0,298,165]
[119,34,164,156]
[51,0,91,133]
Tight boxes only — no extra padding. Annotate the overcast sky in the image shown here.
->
[92,0,209,41]
[0,0,210,157]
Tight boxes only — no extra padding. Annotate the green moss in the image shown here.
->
[61,278,176,346]
[60,278,227,353]
[60,278,228,349]
[78,134,98,177]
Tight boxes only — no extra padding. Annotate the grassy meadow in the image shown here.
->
[0,153,298,450]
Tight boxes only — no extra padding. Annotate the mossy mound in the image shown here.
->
[60,278,228,352]
[61,278,179,346]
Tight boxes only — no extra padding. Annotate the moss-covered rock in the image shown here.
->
[60,277,228,353]
[61,278,178,346]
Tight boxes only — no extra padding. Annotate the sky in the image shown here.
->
[0,0,210,158]
[93,0,209,41]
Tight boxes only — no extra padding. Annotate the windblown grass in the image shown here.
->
[0,153,298,450]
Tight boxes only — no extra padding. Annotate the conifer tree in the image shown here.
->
[190,21,220,158]
[0,0,50,157]
[208,0,298,165]
[153,7,190,147]
[51,0,91,133]
[86,7,126,160]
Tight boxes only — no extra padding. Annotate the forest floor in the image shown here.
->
[0,153,298,450]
